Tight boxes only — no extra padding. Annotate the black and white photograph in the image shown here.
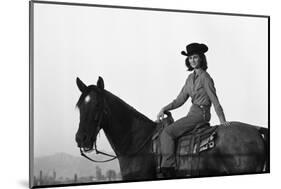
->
[29,0,269,188]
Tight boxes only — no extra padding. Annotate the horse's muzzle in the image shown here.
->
[75,133,95,151]
[75,133,87,147]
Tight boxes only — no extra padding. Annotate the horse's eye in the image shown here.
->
[96,102,102,108]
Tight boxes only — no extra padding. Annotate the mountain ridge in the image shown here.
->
[33,152,120,179]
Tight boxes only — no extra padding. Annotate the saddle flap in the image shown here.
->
[177,135,193,156]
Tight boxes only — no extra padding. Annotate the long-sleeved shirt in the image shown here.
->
[163,69,225,122]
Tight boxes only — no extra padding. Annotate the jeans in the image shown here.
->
[160,104,211,168]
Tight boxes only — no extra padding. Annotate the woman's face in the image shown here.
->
[188,54,201,69]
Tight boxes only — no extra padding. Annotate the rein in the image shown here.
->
[79,93,154,163]
[80,148,117,163]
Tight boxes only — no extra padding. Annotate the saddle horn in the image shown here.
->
[163,111,172,118]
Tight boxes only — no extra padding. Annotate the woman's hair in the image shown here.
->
[185,53,208,71]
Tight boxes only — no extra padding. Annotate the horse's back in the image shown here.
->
[217,120,259,134]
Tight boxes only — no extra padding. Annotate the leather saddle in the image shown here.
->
[152,111,218,176]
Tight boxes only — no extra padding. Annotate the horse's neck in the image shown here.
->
[102,91,156,155]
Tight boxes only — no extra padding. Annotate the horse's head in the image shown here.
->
[75,76,106,152]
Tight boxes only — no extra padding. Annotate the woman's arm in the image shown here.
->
[163,79,190,112]
[157,80,189,121]
[203,75,227,124]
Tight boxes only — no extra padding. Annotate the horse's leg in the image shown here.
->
[119,154,157,180]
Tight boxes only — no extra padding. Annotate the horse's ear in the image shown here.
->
[97,76,104,90]
[76,77,87,93]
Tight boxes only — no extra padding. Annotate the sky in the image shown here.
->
[32,3,268,158]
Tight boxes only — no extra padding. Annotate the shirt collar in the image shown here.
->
[193,68,204,77]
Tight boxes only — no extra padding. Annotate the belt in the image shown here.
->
[193,104,210,109]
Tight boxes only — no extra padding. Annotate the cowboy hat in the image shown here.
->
[181,43,208,56]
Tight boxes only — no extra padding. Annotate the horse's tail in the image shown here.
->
[257,127,269,172]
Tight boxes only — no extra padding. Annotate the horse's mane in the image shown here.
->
[76,85,155,125]
[105,90,155,125]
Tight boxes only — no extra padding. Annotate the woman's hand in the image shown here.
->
[156,108,165,123]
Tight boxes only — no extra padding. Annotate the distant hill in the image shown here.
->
[33,152,120,179]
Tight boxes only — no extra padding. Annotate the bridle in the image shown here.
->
[79,91,155,163]
[79,92,118,163]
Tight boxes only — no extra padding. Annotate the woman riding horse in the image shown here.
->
[157,43,230,177]
[75,44,267,180]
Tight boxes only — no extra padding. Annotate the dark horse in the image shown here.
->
[75,77,268,180]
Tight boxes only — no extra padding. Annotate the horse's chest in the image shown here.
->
[119,156,154,177]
